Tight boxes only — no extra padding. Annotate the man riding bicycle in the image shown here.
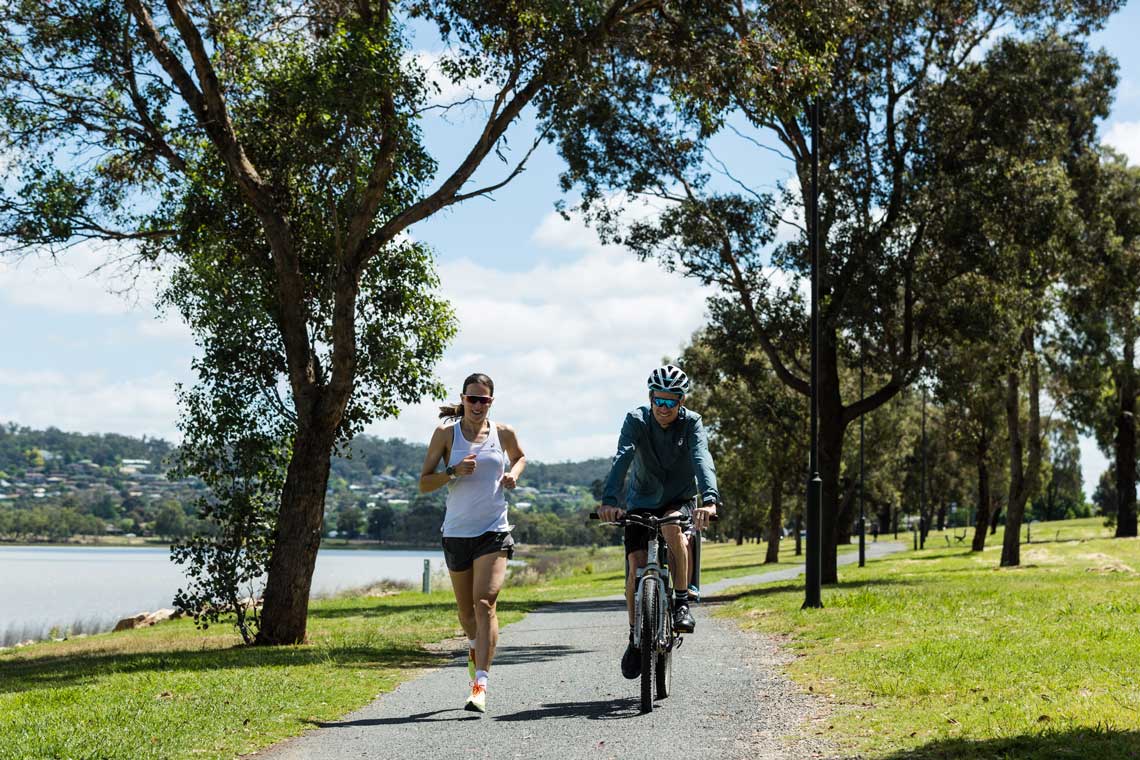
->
[597,364,719,680]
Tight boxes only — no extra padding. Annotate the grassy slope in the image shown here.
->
[0,537,798,760]
[717,517,1140,759]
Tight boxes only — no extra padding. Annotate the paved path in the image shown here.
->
[261,542,904,760]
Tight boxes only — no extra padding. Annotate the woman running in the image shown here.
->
[419,372,526,714]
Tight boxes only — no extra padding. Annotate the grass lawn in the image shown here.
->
[716,517,1140,759]
[0,536,802,760]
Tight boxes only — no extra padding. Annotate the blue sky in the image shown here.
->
[2,6,1139,498]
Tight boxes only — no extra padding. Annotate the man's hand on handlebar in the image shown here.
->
[694,501,717,531]
[597,504,625,523]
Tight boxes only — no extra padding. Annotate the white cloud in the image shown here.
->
[405,50,499,108]
[367,211,715,461]
[0,214,715,462]
[1103,121,1140,165]
[0,241,169,317]
[0,371,183,441]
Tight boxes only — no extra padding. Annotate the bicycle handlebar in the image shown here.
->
[589,510,718,525]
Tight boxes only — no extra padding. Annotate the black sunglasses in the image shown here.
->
[463,395,494,405]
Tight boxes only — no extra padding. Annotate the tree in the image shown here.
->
[551,0,1118,583]
[155,501,187,539]
[681,304,809,561]
[1092,467,1118,523]
[1033,424,1086,521]
[0,1,665,644]
[919,33,1115,566]
[1055,149,1140,538]
[928,280,1010,551]
[337,505,364,540]
[367,501,394,541]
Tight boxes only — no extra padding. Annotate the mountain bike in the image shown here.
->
[591,509,712,713]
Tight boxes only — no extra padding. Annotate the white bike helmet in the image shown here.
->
[647,364,691,395]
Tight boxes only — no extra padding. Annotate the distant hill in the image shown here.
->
[0,423,618,547]
[332,435,610,489]
[0,423,171,473]
[0,422,611,489]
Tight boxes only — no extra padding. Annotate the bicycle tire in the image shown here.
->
[655,624,673,699]
[640,580,656,713]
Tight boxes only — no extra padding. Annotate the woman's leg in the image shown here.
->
[471,551,509,671]
[448,568,477,642]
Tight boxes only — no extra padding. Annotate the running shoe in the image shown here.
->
[464,683,487,713]
[673,604,695,633]
[620,639,641,679]
[467,648,476,683]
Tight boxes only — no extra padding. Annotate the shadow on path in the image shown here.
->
[490,644,590,665]
[492,697,643,722]
[306,709,481,727]
[528,598,627,615]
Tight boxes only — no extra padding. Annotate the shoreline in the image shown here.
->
[0,537,443,551]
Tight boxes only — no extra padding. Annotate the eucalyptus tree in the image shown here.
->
[681,301,809,561]
[919,33,1116,565]
[0,0,668,644]
[549,0,1117,582]
[1054,149,1140,538]
[927,276,1011,550]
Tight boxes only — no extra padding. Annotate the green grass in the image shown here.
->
[0,538,802,760]
[717,517,1140,759]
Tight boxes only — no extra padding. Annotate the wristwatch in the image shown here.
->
[445,465,457,480]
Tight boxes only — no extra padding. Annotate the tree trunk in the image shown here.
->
[834,478,857,545]
[936,503,947,532]
[1115,333,1137,538]
[1001,328,1042,567]
[256,423,336,645]
[794,515,802,556]
[766,480,782,564]
[971,443,990,552]
[734,524,744,545]
[818,343,846,585]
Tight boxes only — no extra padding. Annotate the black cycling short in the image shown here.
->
[442,530,515,572]
[623,500,694,556]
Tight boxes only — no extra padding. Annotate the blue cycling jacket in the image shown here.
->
[601,405,719,510]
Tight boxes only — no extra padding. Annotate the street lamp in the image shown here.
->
[859,338,866,568]
[803,99,823,610]
[920,382,927,550]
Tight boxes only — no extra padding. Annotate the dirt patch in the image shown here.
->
[1079,553,1136,573]
[732,621,847,760]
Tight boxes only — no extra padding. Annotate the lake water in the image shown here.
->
[0,545,445,644]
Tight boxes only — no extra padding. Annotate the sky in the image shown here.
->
[2,6,1140,498]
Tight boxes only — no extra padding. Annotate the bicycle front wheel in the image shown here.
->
[655,628,673,699]
[640,580,657,713]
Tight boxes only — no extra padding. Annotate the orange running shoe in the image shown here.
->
[464,682,486,713]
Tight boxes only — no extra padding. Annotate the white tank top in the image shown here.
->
[442,419,509,537]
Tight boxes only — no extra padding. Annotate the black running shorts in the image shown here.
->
[442,530,515,572]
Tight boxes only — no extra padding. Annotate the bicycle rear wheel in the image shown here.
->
[640,580,656,713]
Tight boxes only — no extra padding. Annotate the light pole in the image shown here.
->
[859,342,866,568]
[803,98,823,610]
[920,382,927,550]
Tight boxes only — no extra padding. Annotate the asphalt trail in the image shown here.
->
[260,542,903,760]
